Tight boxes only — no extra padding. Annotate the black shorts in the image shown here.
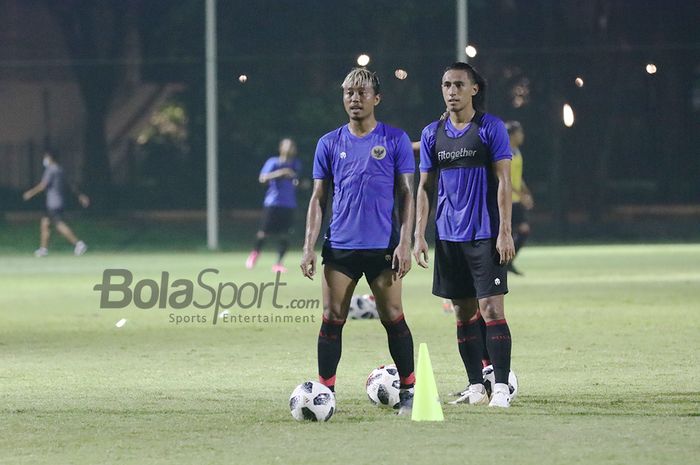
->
[432,238,508,300]
[321,244,395,285]
[512,202,528,227]
[46,208,64,224]
[260,207,294,234]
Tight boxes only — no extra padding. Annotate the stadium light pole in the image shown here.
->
[456,0,468,62]
[205,0,219,250]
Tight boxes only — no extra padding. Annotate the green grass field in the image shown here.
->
[2,244,699,464]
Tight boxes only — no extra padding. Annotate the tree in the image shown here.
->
[45,0,137,207]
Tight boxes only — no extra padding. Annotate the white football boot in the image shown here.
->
[488,383,511,408]
[448,383,489,405]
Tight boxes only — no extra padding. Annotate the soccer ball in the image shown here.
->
[482,365,519,400]
[365,364,401,408]
[348,294,379,320]
[289,381,335,422]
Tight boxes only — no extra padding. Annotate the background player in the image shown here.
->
[245,138,301,273]
[300,68,416,415]
[505,121,534,275]
[414,62,515,408]
[22,150,89,257]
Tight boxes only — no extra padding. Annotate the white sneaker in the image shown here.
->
[448,383,489,405]
[74,241,87,256]
[34,247,48,257]
[488,383,511,408]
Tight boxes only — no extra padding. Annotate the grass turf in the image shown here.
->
[1,244,699,464]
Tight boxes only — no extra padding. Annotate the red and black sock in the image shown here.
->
[457,315,485,385]
[381,314,415,389]
[485,319,512,384]
[478,315,491,367]
[318,317,345,392]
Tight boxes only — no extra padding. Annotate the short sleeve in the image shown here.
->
[419,123,438,172]
[259,158,276,176]
[312,138,331,179]
[293,158,302,175]
[483,118,512,162]
[394,132,416,174]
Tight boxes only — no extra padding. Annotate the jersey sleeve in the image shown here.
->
[483,117,512,162]
[394,132,416,174]
[419,123,438,172]
[312,138,331,179]
[259,158,276,176]
[293,158,302,176]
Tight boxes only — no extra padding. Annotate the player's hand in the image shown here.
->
[22,191,31,201]
[78,194,90,208]
[522,194,534,210]
[300,249,317,280]
[392,243,412,279]
[413,236,430,268]
[496,231,515,264]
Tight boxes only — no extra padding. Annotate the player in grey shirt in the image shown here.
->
[23,151,90,256]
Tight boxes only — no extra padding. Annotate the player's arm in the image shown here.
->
[520,179,534,210]
[300,179,329,280]
[67,181,90,208]
[22,180,48,201]
[393,173,414,279]
[494,159,515,264]
[414,171,435,268]
[259,168,296,183]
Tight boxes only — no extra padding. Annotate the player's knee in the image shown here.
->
[323,302,347,321]
[41,217,50,228]
[519,223,531,235]
[376,302,403,321]
[479,300,505,321]
[453,301,478,321]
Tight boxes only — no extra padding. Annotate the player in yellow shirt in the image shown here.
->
[506,121,534,275]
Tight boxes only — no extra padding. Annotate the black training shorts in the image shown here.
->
[46,208,64,224]
[260,206,294,234]
[321,244,395,285]
[432,238,508,300]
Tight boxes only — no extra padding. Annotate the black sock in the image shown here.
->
[276,239,289,264]
[253,237,265,252]
[514,231,529,255]
[457,316,485,385]
[486,319,512,384]
[318,317,345,391]
[381,314,415,389]
[478,316,491,367]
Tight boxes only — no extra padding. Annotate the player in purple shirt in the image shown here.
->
[245,138,301,273]
[301,68,416,415]
[414,62,516,408]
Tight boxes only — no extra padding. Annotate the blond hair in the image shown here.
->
[341,67,380,95]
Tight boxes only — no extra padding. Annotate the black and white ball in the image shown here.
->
[348,294,379,320]
[482,365,519,400]
[289,381,335,422]
[365,364,401,408]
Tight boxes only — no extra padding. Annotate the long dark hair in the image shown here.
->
[443,62,487,111]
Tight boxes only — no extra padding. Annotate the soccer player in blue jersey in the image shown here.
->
[301,68,416,415]
[246,138,301,273]
[414,62,516,408]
